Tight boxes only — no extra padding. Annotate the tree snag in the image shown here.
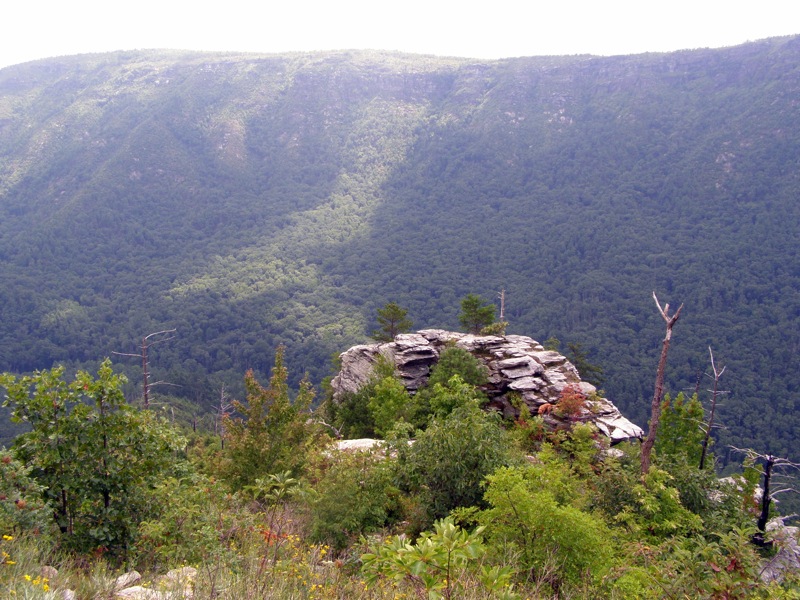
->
[113,329,177,408]
[699,346,726,470]
[731,447,800,547]
[641,292,683,475]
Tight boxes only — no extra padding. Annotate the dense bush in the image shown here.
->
[305,448,401,551]
[480,465,614,593]
[396,396,515,527]
[0,449,52,536]
[0,361,183,557]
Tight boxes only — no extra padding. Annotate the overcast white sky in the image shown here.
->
[1,0,799,70]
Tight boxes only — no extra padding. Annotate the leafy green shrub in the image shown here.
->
[427,346,488,390]
[397,398,513,527]
[508,400,547,453]
[480,465,614,593]
[0,360,183,557]
[305,447,401,551]
[411,346,489,427]
[327,387,376,439]
[655,392,706,467]
[593,445,703,539]
[362,516,519,600]
[558,421,607,480]
[367,375,414,438]
[0,449,52,536]
[136,472,258,570]
[604,527,781,599]
[322,354,397,439]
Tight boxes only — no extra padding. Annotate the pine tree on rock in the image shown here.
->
[458,294,495,334]
[373,302,413,342]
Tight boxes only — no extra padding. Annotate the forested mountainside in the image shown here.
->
[0,39,798,459]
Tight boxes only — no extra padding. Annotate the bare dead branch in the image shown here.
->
[315,419,343,439]
[143,329,177,342]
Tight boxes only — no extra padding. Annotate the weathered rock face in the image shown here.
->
[762,519,800,584]
[330,329,644,444]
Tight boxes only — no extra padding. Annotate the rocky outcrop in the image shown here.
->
[761,519,800,584]
[44,566,197,600]
[331,329,643,443]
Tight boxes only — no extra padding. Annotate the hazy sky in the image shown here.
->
[2,0,799,69]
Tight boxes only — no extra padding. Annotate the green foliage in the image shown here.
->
[559,421,607,480]
[0,360,183,556]
[325,388,375,439]
[652,393,736,522]
[412,346,488,424]
[1,45,800,466]
[0,449,52,535]
[246,470,300,565]
[306,448,401,551]
[220,346,314,489]
[362,516,519,600]
[509,402,548,454]
[367,375,414,438]
[372,302,413,342]
[480,465,614,592]
[324,354,396,439]
[458,294,496,334]
[136,472,257,569]
[594,450,703,539]
[542,337,560,352]
[428,346,488,390]
[480,321,508,336]
[606,527,787,599]
[656,392,706,467]
[426,375,485,420]
[397,399,513,526]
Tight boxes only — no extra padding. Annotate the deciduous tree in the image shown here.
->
[0,360,182,555]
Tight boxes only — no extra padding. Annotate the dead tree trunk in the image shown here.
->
[699,346,725,470]
[113,329,176,408]
[641,292,683,475]
[757,455,776,535]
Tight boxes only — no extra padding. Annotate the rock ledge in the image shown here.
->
[331,330,643,443]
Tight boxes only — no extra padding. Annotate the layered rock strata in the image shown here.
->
[331,329,643,443]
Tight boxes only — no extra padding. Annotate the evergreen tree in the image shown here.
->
[458,294,495,334]
[221,346,314,488]
[373,302,413,342]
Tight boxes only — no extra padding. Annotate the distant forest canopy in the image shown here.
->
[0,39,798,460]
